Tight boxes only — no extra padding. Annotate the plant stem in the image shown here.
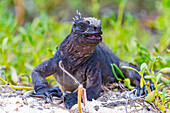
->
[0,77,34,90]
[151,59,155,75]
[117,0,126,28]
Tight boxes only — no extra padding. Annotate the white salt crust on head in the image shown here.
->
[84,17,101,27]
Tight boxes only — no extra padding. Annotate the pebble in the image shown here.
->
[94,105,99,111]
[30,105,34,108]
[19,105,23,107]
[38,107,43,110]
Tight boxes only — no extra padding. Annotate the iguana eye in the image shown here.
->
[86,20,90,24]
[78,23,87,30]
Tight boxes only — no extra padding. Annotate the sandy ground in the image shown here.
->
[0,89,159,113]
[1,81,169,113]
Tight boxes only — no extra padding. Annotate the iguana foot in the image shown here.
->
[33,87,63,102]
[133,83,154,96]
[64,92,77,109]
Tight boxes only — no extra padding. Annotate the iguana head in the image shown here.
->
[72,11,102,44]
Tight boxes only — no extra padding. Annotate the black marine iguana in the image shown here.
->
[31,11,160,109]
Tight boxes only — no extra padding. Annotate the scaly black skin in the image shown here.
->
[31,16,169,109]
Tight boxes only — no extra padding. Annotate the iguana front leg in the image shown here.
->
[64,64,102,109]
[31,57,62,100]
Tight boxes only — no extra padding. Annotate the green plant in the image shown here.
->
[122,55,170,112]
[111,63,133,90]
[145,67,170,112]
[122,63,152,92]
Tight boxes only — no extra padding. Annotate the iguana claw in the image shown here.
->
[32,87,63,102]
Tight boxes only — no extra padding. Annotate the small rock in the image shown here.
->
[16,101,20,104]
[146,107,150,111]
[94,105,99,111]
[38,107,43,110]
[19,105,23,107]
[30,105,34,108]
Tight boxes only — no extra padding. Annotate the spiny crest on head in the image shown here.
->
[73,10,82,21]
[73,10,101,27]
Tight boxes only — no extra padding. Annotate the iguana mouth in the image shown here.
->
[83,31,102,40]
[87,34,101,39]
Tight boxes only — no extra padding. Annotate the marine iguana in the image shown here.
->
[31,11,161,109]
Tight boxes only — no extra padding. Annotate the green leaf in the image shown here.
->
[158,103,164,111]
[145,91,155,102]
[123,44,129,52]
[160,68,170,73]
[124,78,132,89]
[154,45,159,53]
[157,83,164,90]
[167,102,170,109]
[140,63,149,75]
[160,76,170,84]
[156,73,162,83]
[144,75,155,80]
[18,27,27,40]
[155,56,162,61]
[140,63,147,71]
[11,23,18,34]
[56,45,59,50]
[111,64,122,81]
[141,51,152,62]
[31,18,40,31]
[28,35,33,45]
[112,63,126,79]
[2,37,8,50]
[162,88,166,100]
[48,48,53,53]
